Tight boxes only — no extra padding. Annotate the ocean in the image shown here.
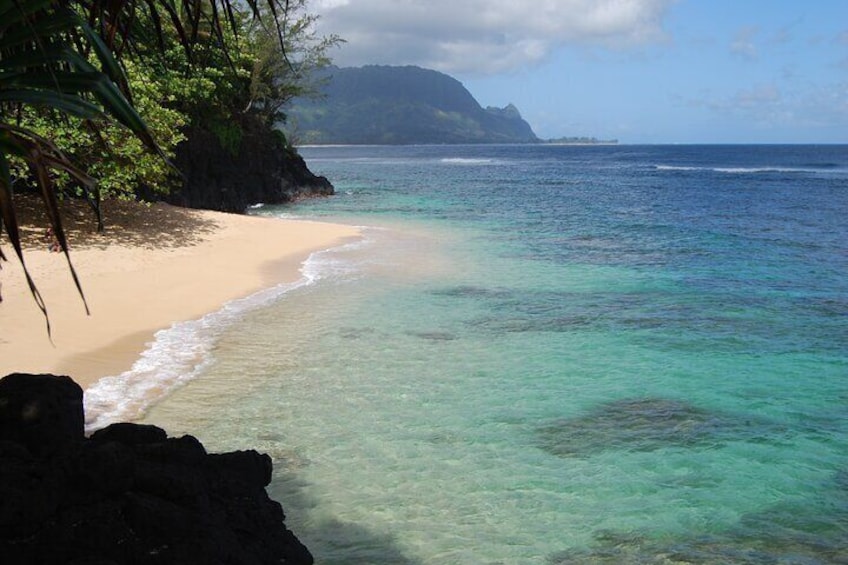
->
[90,144,848,563]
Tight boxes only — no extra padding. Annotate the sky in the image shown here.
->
[308,0,848,144]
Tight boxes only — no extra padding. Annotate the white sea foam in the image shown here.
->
[654,165,699,172]
[440,157,496,165]
[715,166,807,174]
[655,164,843,175]
[83,238,368,433]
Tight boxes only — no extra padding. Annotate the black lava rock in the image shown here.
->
[0,373,313,565]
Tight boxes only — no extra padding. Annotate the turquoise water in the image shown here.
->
[125,145,847,563]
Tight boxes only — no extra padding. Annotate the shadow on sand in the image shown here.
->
[15,192,219,250]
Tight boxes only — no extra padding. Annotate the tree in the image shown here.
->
[243,0,342,129]
[10,56,189,230]
[0,0,315,331]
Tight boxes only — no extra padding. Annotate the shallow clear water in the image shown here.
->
[122,144,848,563]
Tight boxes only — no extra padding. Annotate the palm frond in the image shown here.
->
[0,123,93,330]
[0,144,51,334]
[0,0,300,325]
[0,2,140,322]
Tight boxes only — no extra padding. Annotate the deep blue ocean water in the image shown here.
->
[110,144,847,563]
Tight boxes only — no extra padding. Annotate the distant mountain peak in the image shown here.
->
[286,65,538,145]
[486,103,523,120]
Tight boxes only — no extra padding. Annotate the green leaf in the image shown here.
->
[1,9,79,50]
[4,70,112,93]
[0,44,68,71]
[0,0,52,23]
[78,18,133,101]
[0,89,102,118]
[88,73,162,156]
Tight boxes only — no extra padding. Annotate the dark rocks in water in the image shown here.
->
[406,330,458,341]
[547,531,774,565]
[0,373,313,565]
[549,517,848,564]
[537,397,778,458]
[430,285,513,300]
[160,116,333,214]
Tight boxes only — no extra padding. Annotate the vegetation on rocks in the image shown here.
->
[0,0,337,309]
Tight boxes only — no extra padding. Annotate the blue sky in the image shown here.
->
[310,0,848,143]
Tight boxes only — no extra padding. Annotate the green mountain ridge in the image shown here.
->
[285,65,539,144]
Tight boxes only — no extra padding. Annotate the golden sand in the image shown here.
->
[0,197,359,389]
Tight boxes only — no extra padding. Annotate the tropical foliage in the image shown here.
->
[0,0,337,330]
[11,57,188,212]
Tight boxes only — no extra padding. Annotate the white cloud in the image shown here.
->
[689,83,781,114]
[687,80,848,133]
[310,0,676,74]
[730,26,759,59]
[732,84,781,108]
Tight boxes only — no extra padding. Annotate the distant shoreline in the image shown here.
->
[299,141,848,147]
[299,140,619,148]
[541,141,620,146]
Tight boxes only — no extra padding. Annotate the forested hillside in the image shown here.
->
[286,65,539,144]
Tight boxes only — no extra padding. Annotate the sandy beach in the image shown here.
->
[0,196,359,390]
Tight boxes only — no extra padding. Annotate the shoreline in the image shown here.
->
[0,201,360,393]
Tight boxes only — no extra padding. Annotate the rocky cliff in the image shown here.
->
[0,373,312,565]
[163,117,333,214]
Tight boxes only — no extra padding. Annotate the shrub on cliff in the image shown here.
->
[0,0,337,312]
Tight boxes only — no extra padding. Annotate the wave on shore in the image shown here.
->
[83,239,367,433]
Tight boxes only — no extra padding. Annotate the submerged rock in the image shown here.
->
[537,397,779,457]
[549,518,848,565]
[0,373,312,565]
[406,330,458,341]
